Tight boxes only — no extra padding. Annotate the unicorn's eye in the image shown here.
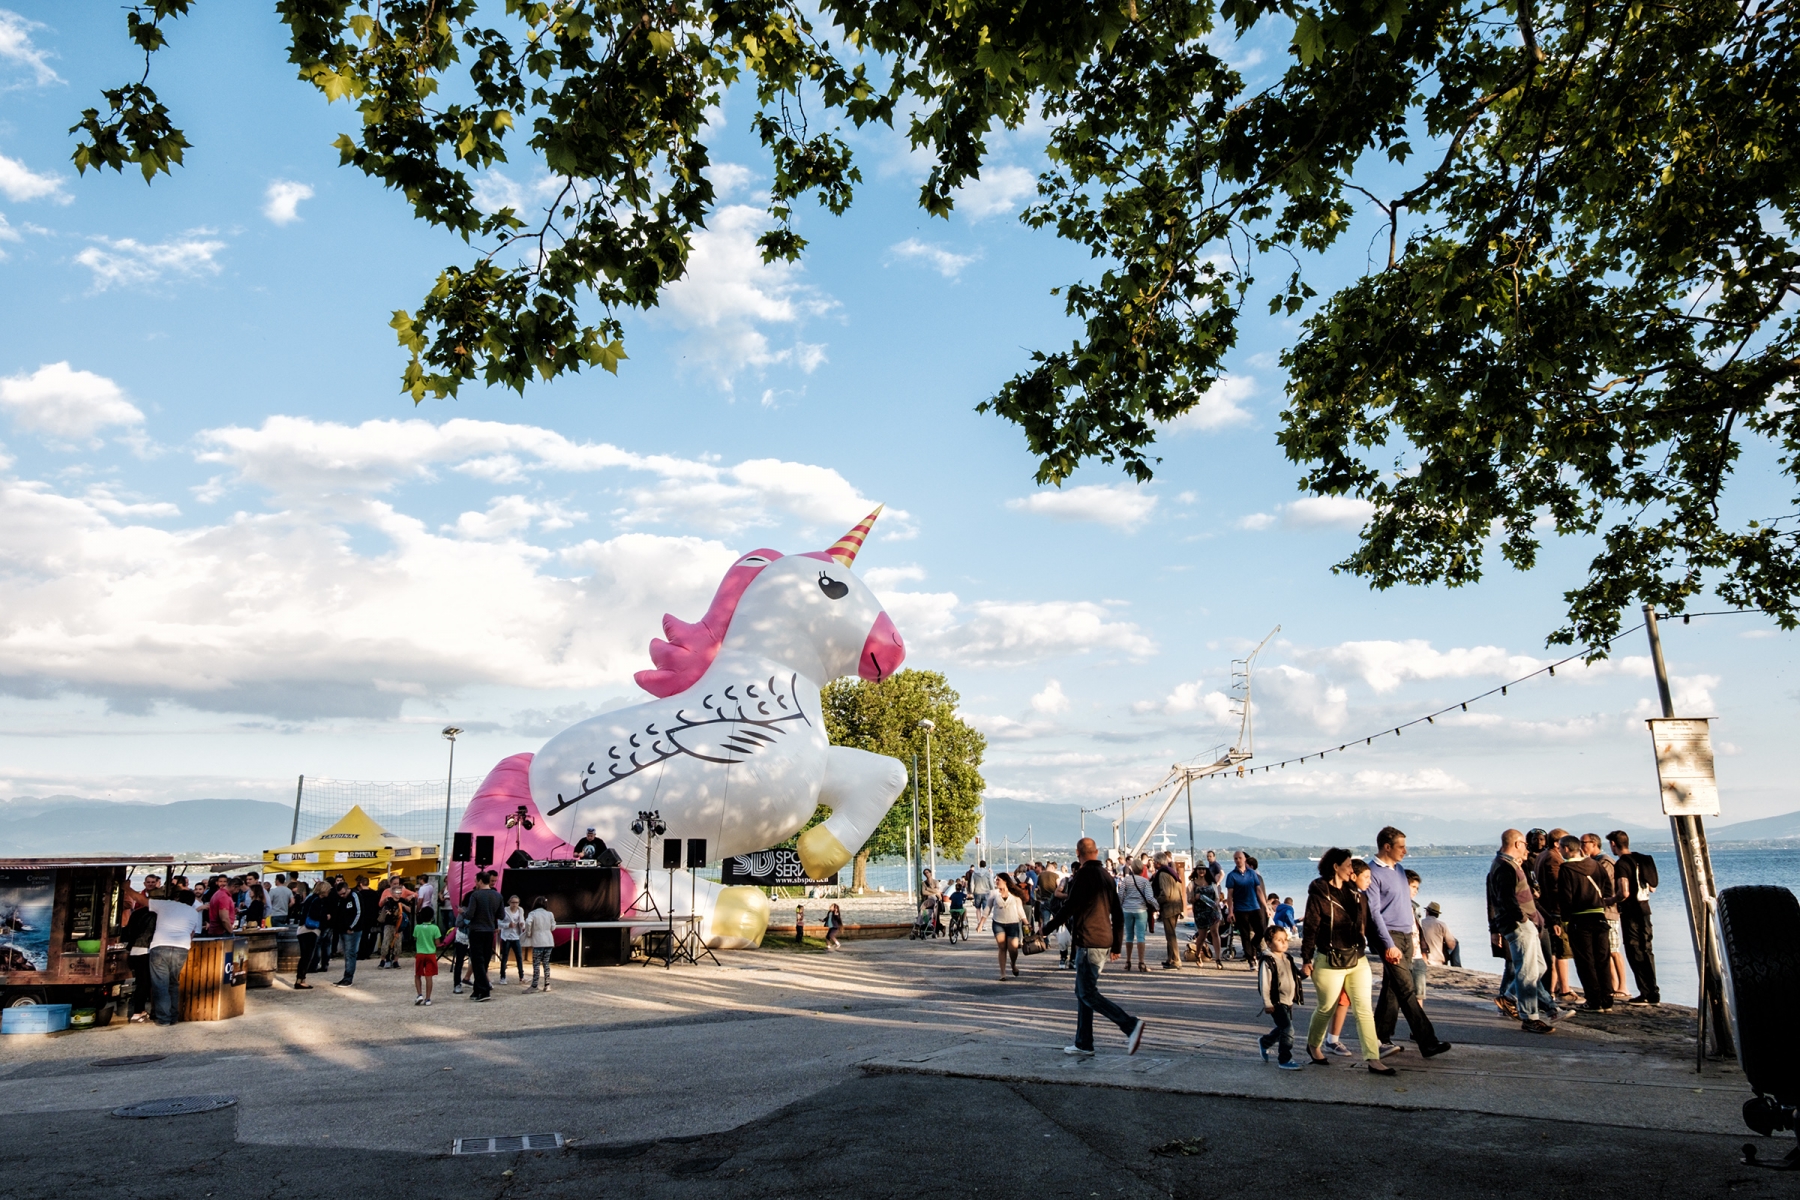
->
[817,572,849,600]
[737,555,771,567]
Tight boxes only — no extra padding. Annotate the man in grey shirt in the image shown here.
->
[267,874,293,925]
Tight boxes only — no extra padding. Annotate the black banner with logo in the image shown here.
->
[719,849,838,887]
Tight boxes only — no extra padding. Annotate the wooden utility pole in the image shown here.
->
[1642,605,1732,1057]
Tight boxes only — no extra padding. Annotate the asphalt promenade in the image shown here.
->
[0,933,1783,1199]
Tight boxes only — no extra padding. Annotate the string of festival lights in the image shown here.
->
[1084,608,1765,812]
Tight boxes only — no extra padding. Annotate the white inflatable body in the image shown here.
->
[529,510,909,884]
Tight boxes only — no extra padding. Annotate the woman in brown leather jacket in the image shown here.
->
[1301,848,1394,1075]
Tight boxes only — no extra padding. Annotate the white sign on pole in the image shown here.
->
[1647,717,1721,817]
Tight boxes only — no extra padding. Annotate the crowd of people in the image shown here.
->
[921,820,1655,1070]
[118,867,562,1026]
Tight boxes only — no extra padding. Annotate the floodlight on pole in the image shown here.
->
[439,726,463,918]
[918,718,937,878]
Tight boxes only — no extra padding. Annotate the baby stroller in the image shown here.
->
[910,898,942,940]
[947,905,968,943]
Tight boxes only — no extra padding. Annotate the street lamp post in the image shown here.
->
[440,726,462,916]
[918,719,937,879]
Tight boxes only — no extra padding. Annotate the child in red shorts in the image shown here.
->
[412,908,443,1005]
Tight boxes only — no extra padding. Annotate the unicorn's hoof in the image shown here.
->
[707,886,770,949]
[797,824,852,879]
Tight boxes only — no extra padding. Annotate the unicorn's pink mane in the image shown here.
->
[634,550,783,698]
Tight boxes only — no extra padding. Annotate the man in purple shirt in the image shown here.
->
[1365,826,1452,1058]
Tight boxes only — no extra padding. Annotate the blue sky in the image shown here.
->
[1,3,1794,839]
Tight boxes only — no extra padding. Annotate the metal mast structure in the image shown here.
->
[1100,626,1279,860]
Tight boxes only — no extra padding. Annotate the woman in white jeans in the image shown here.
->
[524,896,557,991]
[1301,849,1392,1075]
[990,876,1027,981]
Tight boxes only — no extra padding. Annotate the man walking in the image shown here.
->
[1366,827,1452,1057]
[1608,830,1660,1004]
[1487,829,1557,1033]
[1042,837,1145,1057]
[463,870,504,1001]
[1153,852,1185,970]
[1224,851,1269,965]
[967,860,994,932]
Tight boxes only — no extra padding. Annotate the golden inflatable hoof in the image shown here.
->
[797,823,852,880]
[706,886,770,949]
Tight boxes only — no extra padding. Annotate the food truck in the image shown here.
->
[0,857,166,1025]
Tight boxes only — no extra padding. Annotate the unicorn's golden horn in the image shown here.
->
[826,505,883,567]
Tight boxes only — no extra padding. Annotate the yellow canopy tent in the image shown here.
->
[263,806,440,878]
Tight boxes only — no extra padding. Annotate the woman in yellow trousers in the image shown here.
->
[1301,849,1395,1076]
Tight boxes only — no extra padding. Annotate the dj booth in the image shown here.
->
[498,864,630,966]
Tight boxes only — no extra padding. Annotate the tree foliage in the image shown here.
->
[820,669,986,890]
[79,0,1800,647]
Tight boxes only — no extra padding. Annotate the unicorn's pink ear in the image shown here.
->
[826,505,883,567]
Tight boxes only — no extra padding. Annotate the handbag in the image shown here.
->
[1323,886,1363,970]
[1021,928,1049,955]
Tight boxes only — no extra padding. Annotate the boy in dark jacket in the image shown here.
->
[1257,925,1305,1068]
[1042,838,1145,1057]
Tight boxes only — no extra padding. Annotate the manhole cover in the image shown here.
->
[92,1055,167,1068]
[112,1095,238,1119]
[453,1133,564,1155]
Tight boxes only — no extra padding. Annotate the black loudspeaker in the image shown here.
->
[452,832,473,863]
[687,838,707,868]
[662,838,683,869]
[474,835,495,867]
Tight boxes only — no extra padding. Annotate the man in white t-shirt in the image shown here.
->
[267,875,293,925]
[147,889,202,1026]
[415,878,438,922]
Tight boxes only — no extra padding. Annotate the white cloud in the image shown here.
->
[446,495,584,540]
[74,231,227,291]
[1284,496,1376,529]
[0,465,748,718]
[0,363,144,440]
[879,589,1155,666]
[1164,374,1256,433]
[661,204,833,387]
[955,165,1036,219]
[194,415,912,540]
[0,153,68,203]
[1007,483,1156,531]
[1030,679,1070,714]
[1238,495,1378,532]
[0,10,60,86]
[1316,640,1544,693]
[1258,664,1349,732]
[707,162,755,199]
[888,238,977,279]
[1134,679,1235,722]
[263,180,314,225]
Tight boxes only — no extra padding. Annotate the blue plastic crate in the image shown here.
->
[2,1004,72,1034]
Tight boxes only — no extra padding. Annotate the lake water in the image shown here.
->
[864,847,1800,1009]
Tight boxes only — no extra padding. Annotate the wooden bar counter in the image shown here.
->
[178,936,248,1021]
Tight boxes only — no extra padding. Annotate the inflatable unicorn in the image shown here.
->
[452,507,908,948]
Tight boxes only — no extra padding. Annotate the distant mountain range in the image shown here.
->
[2,793,1796,860]
[0,796,294,858]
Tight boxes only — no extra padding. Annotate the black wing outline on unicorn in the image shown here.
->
[546,674,813,816]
